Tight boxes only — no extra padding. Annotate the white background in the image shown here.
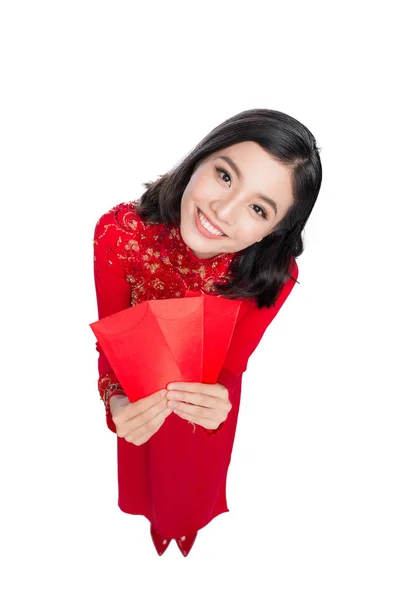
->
[1,1,399,598]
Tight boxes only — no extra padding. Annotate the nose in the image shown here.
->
[210,196,243,225]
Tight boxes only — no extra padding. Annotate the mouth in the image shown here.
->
[196,207,227,237]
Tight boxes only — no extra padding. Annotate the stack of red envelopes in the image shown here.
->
[89,290,243,402]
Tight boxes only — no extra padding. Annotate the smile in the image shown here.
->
[196,208,227,237]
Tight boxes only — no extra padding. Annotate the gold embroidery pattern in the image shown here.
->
[94,201,236,304]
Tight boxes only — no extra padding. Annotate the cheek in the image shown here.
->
[240,222,261,239]
[239,222,270,246]
[190,172,217,199]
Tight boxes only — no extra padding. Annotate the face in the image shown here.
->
[180,141,294,259]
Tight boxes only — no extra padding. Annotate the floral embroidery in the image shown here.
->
[98,373,125,403]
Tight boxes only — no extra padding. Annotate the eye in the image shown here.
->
[215,166,268,220]
[216,166,231,185]
[251,204,268,220]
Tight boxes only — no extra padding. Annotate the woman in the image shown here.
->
[92,108,322,557]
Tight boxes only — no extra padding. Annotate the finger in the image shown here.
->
[125,407,171,444]
[167,382,225,399]
[166,391,218,408]
[130,407,172,445]
[129,394,167,420]
[170,401,218,420]
[133,400,172,429]
[173,409,220,430]
[118,401,171,435]
[127,390,168,415]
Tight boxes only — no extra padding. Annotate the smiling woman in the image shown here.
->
[92,107,322,557]
[137,108,322,309]
[179,141,295,259]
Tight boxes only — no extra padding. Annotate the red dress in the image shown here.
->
[93,200,299,539]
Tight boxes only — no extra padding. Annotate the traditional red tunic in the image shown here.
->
[93,200,298,539]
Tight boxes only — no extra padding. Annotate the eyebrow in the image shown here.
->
[216,155,278,216]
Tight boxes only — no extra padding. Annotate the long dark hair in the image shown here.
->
[135,108,322,309]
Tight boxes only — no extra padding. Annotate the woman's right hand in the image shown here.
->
[109,390,173,446]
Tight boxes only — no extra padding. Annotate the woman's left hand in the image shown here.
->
[165,381,232,430]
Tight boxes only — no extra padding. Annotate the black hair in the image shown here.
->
[135,108,322,309]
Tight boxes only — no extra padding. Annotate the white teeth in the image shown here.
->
[198,210,224,235]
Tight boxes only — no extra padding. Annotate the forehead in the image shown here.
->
[208,142,285,172]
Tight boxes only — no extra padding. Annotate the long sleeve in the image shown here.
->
[222,259,299,378]
[202,259,299,435]
[93,212,132,433]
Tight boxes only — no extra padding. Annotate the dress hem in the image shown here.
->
[117,499,230,538]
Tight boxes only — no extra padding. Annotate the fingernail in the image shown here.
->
[160,389,167,397]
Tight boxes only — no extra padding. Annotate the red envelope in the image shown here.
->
[89,292,242,402]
